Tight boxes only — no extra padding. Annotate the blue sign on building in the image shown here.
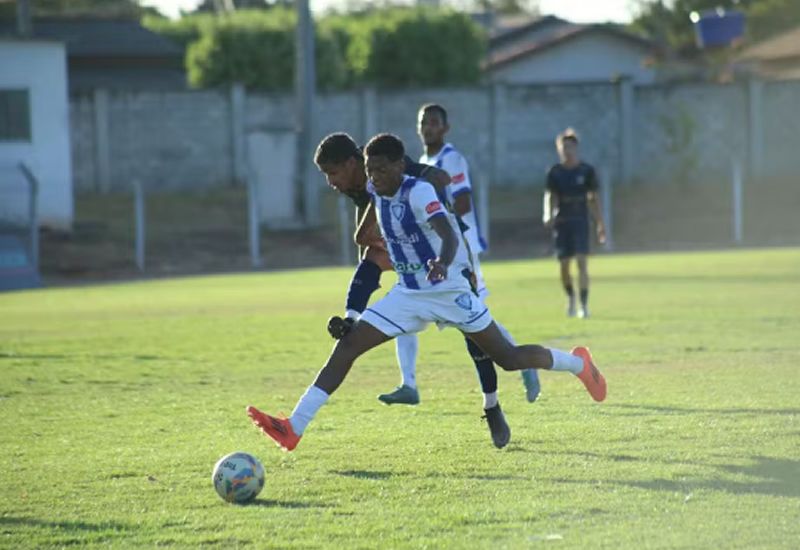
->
[692,9,746,49]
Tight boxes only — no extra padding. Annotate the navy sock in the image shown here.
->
[465,337,497,394]
[564,284,575,298]
[345,259,382,314]
[580,288,589,308]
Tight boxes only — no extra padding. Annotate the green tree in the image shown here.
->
[150,7,485,91]
[182,9,351,91]
[473,0,540,16]
[338,9,486,88]
[746,0,800,41]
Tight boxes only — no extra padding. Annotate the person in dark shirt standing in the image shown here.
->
[543,128,606,318]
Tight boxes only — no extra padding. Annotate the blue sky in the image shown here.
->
[140,0,636,22]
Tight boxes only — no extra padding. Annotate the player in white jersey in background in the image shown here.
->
[414,103,542,404]
[246,134,607,453]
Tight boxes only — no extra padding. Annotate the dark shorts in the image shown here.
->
[553,218,590,259]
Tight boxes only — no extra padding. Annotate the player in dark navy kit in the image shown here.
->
[543,129,606,318]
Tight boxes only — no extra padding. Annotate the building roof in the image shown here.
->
[0,17,182,58]
[488,15,569,49]
[485,23,659,71]
[737,26,800,62]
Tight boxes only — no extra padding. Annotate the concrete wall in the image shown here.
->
[0,40,72,229]
[69,78,800,216]
[489,33,657,85]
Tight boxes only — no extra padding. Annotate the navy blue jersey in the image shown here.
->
[344,154,430,209]
[546,162,598,220]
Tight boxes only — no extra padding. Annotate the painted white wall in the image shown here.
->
[0,40,73,230]
[489,33,656,85]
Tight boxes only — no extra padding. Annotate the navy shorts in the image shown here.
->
[553,218,590,259]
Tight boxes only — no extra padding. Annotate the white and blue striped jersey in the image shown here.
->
[419,143,487,254]
[368,176,472,292]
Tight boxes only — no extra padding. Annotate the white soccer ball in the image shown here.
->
[212,452,265,503]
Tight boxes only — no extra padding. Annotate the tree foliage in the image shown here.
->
[145,7,486,91]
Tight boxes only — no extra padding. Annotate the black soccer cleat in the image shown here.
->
[482,404,511,449]
[327,316,355,340]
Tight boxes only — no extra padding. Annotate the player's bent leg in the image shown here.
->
[461,337,509,449]
[576,254,590,319]
[314,321,391,394]
[465,337,497,404]
[495,320,541,403]
[465,321,606,402]
[379,333,420,405]
[466,322,551,371]
[559,257,576,317]
[247,321,391,452]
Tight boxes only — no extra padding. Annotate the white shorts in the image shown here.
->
[360,285,494,338]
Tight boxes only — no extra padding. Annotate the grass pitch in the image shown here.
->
[1,248,799,548]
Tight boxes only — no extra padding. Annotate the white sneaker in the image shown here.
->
[578,306,590,319]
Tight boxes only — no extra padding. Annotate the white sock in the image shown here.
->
[345,309,360,320]
[289,385,329,435]
[483,391,499,409]
[395,333,418,389]
[549,348,583,374]
[495,321,516,345]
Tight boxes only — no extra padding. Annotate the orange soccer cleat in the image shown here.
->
[246,406,301,451]
[571,346,607,402]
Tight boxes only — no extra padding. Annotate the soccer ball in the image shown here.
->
[212,452,265,504]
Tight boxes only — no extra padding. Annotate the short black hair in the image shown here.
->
[419,103,448,125]
[314,133,361,165]
[364,133,405,162]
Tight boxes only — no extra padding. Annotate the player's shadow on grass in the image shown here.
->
[332,469,398,480]
[245,499,333,509]
[0,516,132,533]
[332,469,530,482]
[0,352,170,362]
[604,403,800,417]
[615,456,800,499]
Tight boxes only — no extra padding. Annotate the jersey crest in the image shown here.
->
[391,203,406,221]
[455,292,473,311]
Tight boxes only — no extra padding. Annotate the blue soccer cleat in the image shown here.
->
[521,369,541,403]
[378,385,420,405]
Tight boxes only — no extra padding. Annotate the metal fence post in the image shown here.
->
[732,161,743,244]
[18,162,38,270]
[601,166,614,252]
[247,170,262,268]
[133,180,146,272]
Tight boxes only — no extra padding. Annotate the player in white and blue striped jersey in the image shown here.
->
[246,134,607,453]
[415,103,541,404]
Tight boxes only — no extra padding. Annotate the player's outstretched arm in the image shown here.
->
[354,202,380,247]
[452,191,472,216]
[543,190,558,229]
[426,215,458,281]
[420,165,452,191]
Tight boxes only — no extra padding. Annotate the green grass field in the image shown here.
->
[2,248,799,548]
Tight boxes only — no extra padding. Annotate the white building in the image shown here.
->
[0,39,73,230]
[485,17,660,85]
